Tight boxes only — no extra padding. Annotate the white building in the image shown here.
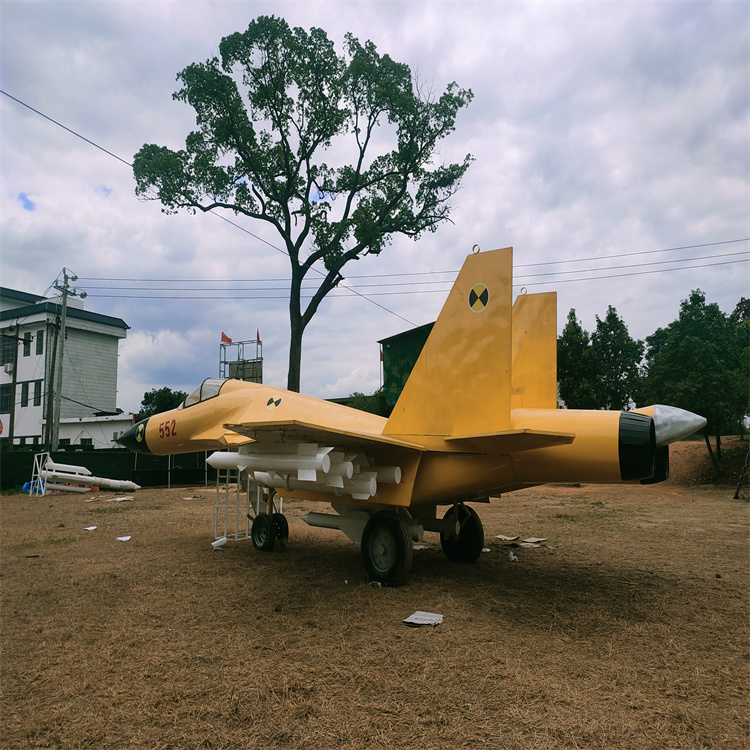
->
[0,287,133,449]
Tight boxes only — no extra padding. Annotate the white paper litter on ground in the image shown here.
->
[107,496,134,503]
[495,534,520,541]
[412,544,429,551]
[211,537,227,549]
[116,535,131,542]
[403,611,444,627]
[522,537,547,544]
[84,526,97,531]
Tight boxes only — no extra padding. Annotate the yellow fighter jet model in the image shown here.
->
[118,247,706,584]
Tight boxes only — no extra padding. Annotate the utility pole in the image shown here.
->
[50,268,86,451]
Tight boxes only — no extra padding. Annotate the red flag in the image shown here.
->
[256,328,261,343]
[221,332,232,344]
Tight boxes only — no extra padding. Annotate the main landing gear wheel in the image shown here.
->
[440,504,484,563]
[251,513,276,551]
[361,510,413,586]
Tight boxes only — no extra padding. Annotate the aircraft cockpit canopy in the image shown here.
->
[181,378,228,408]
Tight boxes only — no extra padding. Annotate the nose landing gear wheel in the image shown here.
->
[251,512,276,551]
[361,510,413,586]
[440,504,484,562]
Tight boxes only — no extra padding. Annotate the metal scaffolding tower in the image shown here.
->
[219,337,263,383]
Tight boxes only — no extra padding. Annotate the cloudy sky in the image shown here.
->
[2,1,748,414]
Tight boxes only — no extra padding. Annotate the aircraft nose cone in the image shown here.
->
[117,418,151,453]
[652,405,707,446]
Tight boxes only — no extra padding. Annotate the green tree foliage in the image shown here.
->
[591,306,644,410]
[643,290,748,469]
[557,309,599,409]
[730,298,750,424]
[558,306,643,410]
[132,16,473,392]
[138,387,187,420]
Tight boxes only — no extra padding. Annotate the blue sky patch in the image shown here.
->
[96,185,112,197]
[18,192,35,211]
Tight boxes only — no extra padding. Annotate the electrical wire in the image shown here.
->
[81,257,749,299]
[4,89,747,317]
[1,89,416,325]
[78,248,749,292]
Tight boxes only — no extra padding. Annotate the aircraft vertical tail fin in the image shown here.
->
[384,247,513,438]
[510,291,558,410]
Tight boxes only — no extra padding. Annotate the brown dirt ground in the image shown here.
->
[1,440,748,749]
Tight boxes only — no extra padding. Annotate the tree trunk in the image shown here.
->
[287,320,303,393]
[704,430,720,473]
[286,264,304,393]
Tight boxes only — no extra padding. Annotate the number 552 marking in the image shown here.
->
[158,420,176,439]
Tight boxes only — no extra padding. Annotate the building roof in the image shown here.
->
[0,287,129,331]
[377,321,435,346]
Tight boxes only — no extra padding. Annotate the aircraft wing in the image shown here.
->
[445,429,575,454]
[223,419,425,451]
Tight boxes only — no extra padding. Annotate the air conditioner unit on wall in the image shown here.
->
[3,363,13,375]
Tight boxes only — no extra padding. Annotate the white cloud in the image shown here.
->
[1,1,747,413]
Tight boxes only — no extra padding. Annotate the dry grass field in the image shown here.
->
[1,441,748,749]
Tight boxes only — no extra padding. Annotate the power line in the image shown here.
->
[4,90,746,319]
[1,89,133,167]
[78,248,750,291]
[1,89,416,326]
[83,257,749,299]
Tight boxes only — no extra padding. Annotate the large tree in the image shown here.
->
[643,290,747,470]
[132,16,473,391]
[557,309,600,409]
[591,305,644,410]
[557,306,643,410]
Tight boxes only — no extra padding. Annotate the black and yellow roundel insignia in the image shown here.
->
[266,395,282,410]
[136,423,145,443]
[469,283,489,312]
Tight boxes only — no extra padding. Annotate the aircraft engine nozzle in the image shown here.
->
[618,412,655,481]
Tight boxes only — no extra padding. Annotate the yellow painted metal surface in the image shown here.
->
[385,247,513,438]
[140,380,392,455]
[511,292,558,410]
[119,247,708,514]
[510,408,623,483]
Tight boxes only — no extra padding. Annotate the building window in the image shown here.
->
[33,381,42,407]
[23,332,31,357]
[59,438,71,447]
[21,382,29,407]
[80,438,93,447]
[0,383,12,413]
[0,335,14,366]
[36,330,44,355]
